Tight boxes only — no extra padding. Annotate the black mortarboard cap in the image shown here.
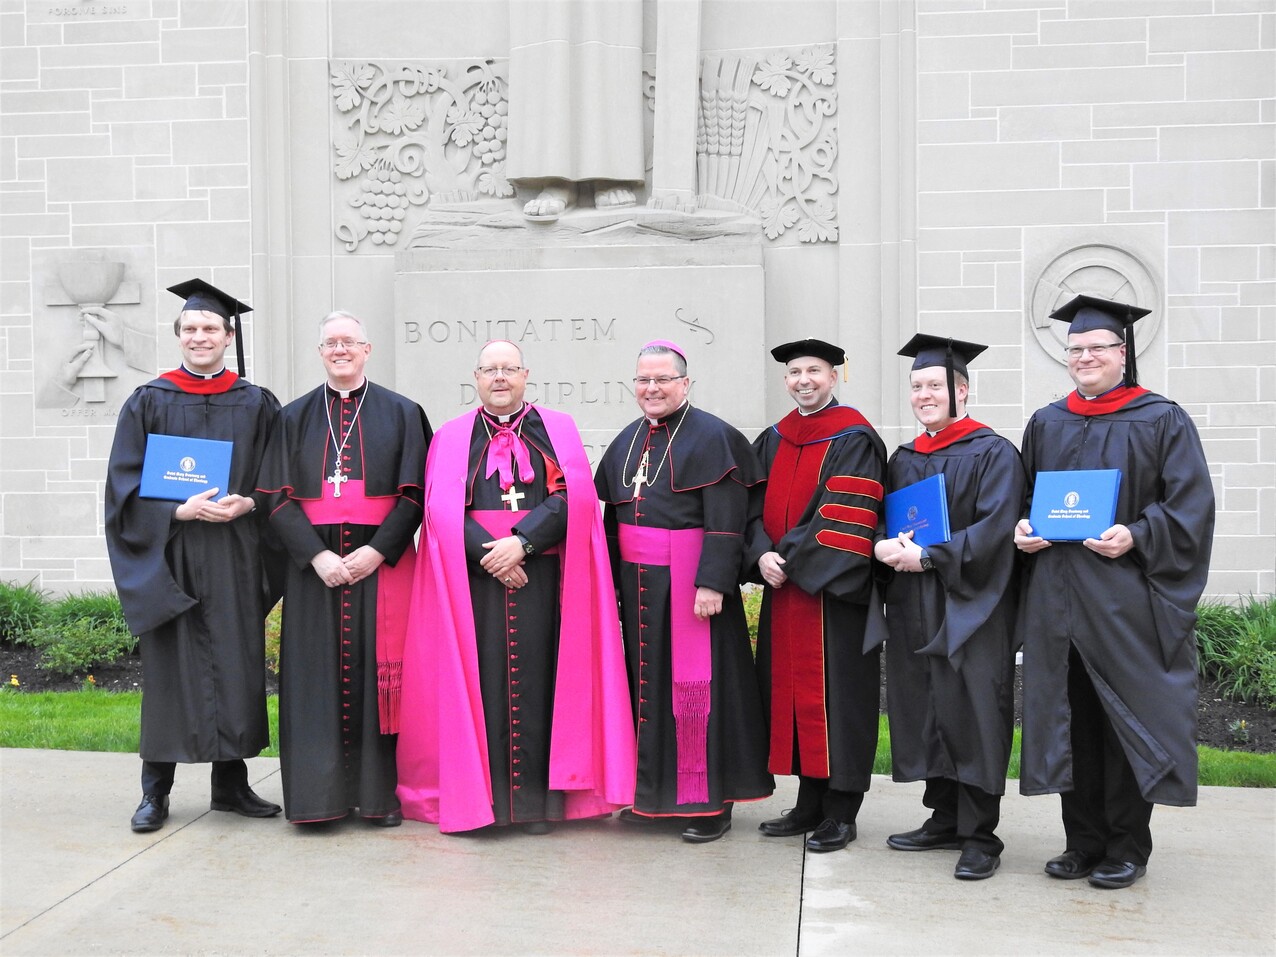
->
[1049,294,1150,387]
[770,338,846,367]
[898,333,988,418]
[167,278,250,377]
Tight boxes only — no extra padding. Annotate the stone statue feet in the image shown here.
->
[523,181,577,222]
[596,186,637,210]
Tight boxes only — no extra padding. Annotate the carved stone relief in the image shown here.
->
[36,250,155,415]
[331,45,837,251]
[696,45,838,244]
[330,60,511,252]
[1028,244,1162,365]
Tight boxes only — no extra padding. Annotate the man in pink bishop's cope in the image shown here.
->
[594,340,774,844]
[395,340,635,834]
[257,310,431,827]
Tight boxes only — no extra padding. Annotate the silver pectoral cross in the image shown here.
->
[501,484,526,511]
[327,467,348,498]
[632,451,649,500]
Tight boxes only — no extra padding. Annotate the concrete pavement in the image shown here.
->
[1,748,1273,956]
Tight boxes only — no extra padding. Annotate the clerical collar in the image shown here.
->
[325,377,368,400]
[647,400,689,427]
[180,364,227,380]
[1078,383,1122,400]
[926,411,969,438]
[798,397,836,416]
[482,403,525,425]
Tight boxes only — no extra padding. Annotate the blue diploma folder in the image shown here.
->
[1028,469,1121,541]
[885,473,951,547]
[140,434,233,502]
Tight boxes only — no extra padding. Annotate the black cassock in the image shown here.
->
[105,375,280,763]
[747,405,886,793]
[259,382,429,821]
[596,405,773,815]
[1019,392,1214,807]
[463,408,569,825]
[882,427,1025,795]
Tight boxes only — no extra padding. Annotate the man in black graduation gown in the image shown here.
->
[1016,295,1215,890]
[875,335,1025,880]
[745,338,886,854]
[106,279,282,832]
[596,341,774,843]
[257,310,430,825]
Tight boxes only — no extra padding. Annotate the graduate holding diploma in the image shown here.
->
[874,335,1025,880]
[105,280,282,833]
[1014,295,1215,890]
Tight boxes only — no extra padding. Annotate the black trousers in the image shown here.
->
[919,776,1003,855]
[1060,644,1154,864]
[793,775,864,824]
[141,758,248,796]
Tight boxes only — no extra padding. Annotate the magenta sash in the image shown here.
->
[470,510,561,557]
[298,480,396,526]
[298,478,413,734]
[617,524,711,805]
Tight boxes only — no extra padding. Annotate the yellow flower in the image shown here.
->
[87,675,96,685]
[9,674,19,687]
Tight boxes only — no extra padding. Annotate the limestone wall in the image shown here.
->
[1,0,1271,598]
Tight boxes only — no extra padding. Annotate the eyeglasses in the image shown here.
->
[477,365,524,378]
[633,375,687,387]
[320,339,367,352]
[1063,342,1123,359]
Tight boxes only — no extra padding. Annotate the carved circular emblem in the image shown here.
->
[1064,491,1080,508]
[1027,245,1161,365]
[180,456,196,472]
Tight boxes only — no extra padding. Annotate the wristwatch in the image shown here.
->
[515,532,535,556]
[919,550,934,571]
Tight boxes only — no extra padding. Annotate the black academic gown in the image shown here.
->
[596,404,774,815]
[746,403,887,794]
[881,426,1025,795]
[258,382,430,821]
[1018,392,1214,807]
[463,408,569,825]
[105,374,280,763]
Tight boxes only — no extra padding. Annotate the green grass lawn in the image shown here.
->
[2,690,1272,787]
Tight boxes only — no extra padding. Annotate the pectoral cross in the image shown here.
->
[327,467,348,498]
[632,451,649,500]
[501,484,525,511]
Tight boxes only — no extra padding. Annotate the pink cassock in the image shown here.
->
[395,405,636,832]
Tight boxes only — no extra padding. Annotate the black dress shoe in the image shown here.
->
[365,809,403,828]
[759,809,822,837]
[805,818,855,853]
[618,807,653,825]
[886,825,961,852]
[1044,849,1104,880]
[210,785,282,818]
[130,794,169,833]
[954,847,1000,880]
[1088,859,1147,889]
[681,813,732,843]
[522,820,554,835]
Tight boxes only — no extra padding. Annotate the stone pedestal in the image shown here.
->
[394,242,765,461]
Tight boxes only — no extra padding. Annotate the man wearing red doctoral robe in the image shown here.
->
[746,339,887,854]
[396,341,635,833]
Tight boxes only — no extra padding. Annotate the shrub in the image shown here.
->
[265,600,282,675]
[1197,595,1276,707]
[26,591,136,676]
[0,580,47,645]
